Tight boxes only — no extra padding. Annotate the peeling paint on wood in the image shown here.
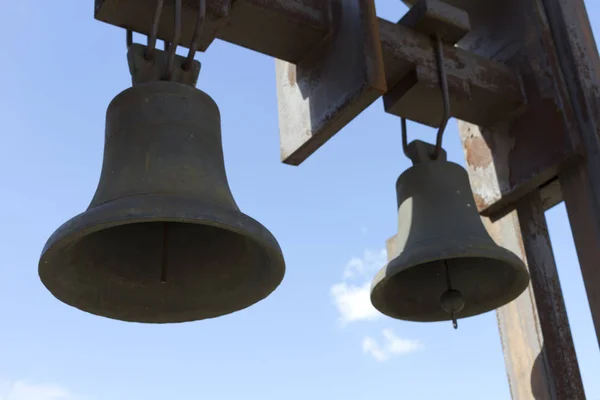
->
[456,0,581,216]
[516,194,585,399]
[455,0,591,397]
[542,0,600,348]
[275,0,386,165]
[379,16,525,128]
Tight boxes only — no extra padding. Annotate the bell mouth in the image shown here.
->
[370,242,530,322]
[39,195,285,323]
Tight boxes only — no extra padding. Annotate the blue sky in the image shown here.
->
[0,1,599,399]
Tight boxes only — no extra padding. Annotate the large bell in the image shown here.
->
[370,141,529,324]
[39,81,285,323]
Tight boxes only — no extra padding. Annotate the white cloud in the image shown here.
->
[341,249,386,280]
[0,381,72,400]
[331,249,387,324]
[330,282,380,324]
[331,250,426,358]
[362,329,424,361]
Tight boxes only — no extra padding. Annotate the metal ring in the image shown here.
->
[183,0,206,71]
[432,35,451,160]
[145,0,165,61]
[164,0,182,80]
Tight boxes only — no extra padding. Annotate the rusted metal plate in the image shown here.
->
[276,0,386,165]
[379,16,525,128]
[456,0,581,217]
[95,0,231,52]
[217,0,329,63]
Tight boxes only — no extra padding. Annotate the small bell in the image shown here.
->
[370,140,529,325]
[39,81,285,323]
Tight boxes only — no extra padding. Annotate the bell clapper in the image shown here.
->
[440,261,465,330]
[160,223,169,284]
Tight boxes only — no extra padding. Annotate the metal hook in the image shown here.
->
[400,36,450,161]
[164,0,182,80]
[183,0,206,71]
[432,34,451,160]
[401,117,410,158]
[126,29,133,49]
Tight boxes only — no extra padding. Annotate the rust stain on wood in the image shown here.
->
[464,136,492,169]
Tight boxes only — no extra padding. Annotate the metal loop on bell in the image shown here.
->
[164,0,182,81]
[183,0,206,71]
[145,0,165,61]
[432,34,450,161]
[401,35,451,162]
[126,0,200,82]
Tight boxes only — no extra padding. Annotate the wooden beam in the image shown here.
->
[275,0,387,165]
[95,0,525,166]
[453,0,582,217]
[450,0,591,396]
[276,13,524,165]
[95,0,233,53]
[217,0,329,63]
[514,194,584,399]
[541,0,600,349]
[378,16,524,129]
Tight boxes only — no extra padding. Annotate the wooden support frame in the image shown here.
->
[94,0,525,165]
[543,0,600,351]
[453,0,600,397]
[93,0,600,398]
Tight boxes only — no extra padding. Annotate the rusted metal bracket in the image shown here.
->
[95,0,526,165]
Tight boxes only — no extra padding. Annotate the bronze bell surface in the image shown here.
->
[370,141,529,325]
[39,81,285,323]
